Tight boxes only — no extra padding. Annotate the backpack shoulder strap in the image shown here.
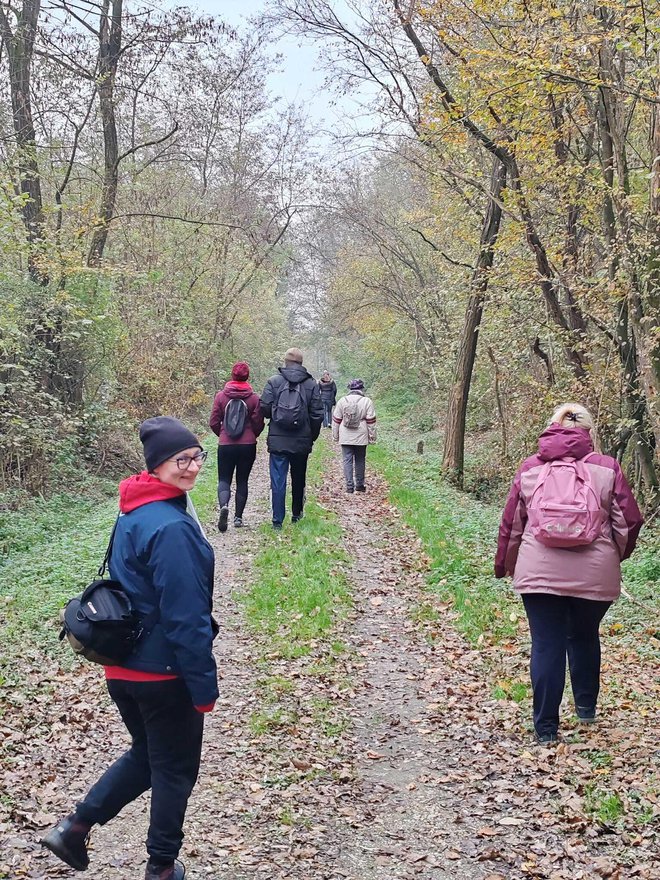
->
[97,515,121,578]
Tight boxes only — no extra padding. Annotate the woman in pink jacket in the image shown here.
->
[495,403,643,743]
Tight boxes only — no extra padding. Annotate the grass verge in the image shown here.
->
[368,435,517,645]
[241,440,352,658]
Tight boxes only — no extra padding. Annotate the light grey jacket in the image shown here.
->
[332,392,377,446]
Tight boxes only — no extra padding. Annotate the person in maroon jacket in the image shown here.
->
[209,362,264,531]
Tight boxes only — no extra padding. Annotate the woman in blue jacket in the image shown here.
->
[42,417,218,880]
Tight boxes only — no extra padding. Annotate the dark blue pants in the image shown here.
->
[522,594,611,737]
[269,452,308,525]
[76,679,204,862]
[322,401,333,427]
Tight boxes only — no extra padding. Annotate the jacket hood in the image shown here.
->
[279,364,313,383]
[223,380,254,399]
[538,425,593,462]
[119,471,185,513]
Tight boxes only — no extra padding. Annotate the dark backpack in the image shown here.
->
[224,397,248,439]
[272,381,307,430]
[59,519,156,665]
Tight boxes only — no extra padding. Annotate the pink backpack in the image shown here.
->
[527,455,603,548]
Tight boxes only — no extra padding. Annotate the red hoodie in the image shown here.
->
[119,471,184,513]
[209,380,264,444]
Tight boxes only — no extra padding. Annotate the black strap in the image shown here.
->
[97,515,120,579]
[138,606,160,634]
[96,514,162,637]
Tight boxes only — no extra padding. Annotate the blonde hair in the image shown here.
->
[549,402,594,430]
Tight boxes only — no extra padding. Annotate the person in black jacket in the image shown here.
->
[318,371,337,428]
[42,417,218,880]
[260,348,323,529]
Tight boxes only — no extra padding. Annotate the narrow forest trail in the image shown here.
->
[3,441,658,879]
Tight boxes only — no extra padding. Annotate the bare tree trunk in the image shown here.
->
[442,159,506,486]
[0,0,45,283]
[87,0,122,267]
[487,345,507,460]
[532,337,555,387]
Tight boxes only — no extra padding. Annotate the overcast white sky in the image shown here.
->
[190,0,371,139]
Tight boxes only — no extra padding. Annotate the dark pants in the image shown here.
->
[322,400,333,427]
[522,594,612,737]
[269,452,308,524]
[76,679,204,863]
[341,444,366,490]
[217,444,257,517]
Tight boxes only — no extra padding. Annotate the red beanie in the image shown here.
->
[231,361,250,381]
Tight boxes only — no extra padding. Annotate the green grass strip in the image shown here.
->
[368,431,517,645]
[242,441,352,657]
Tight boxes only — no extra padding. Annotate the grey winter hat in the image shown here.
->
[348,379,364,390]
[140,416,202,471]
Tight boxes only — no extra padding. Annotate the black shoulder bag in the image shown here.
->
[59,518,157,665]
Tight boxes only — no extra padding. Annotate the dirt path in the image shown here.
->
[2,442,658,879]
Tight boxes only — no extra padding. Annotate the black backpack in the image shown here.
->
[59,519,157,665]
[224,397,248,439]
[272,381,307,430]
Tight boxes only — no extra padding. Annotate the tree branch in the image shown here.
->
[110,212,240,228]
[408,226,473,268]
[116,121,179,165]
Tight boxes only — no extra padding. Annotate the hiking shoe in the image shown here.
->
[218,506,229,533]
[535,732,558,745]
[355,485,366,493]
[234,516,243,527]
[576,707,596,724]
[41,815,91,871]
[144,860,186,880]
[292,514,303,523]
[346,487,354,494]
[272,522,283,531]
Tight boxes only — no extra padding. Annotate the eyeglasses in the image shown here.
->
[170,450,208,470]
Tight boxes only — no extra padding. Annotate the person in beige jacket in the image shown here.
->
[332,379,377,493]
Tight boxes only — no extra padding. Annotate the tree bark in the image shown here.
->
[487,345,507,460]
[532,337,555,387]
[0,0,45,282]
[442,159,506,486]
[87,0,122,267]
